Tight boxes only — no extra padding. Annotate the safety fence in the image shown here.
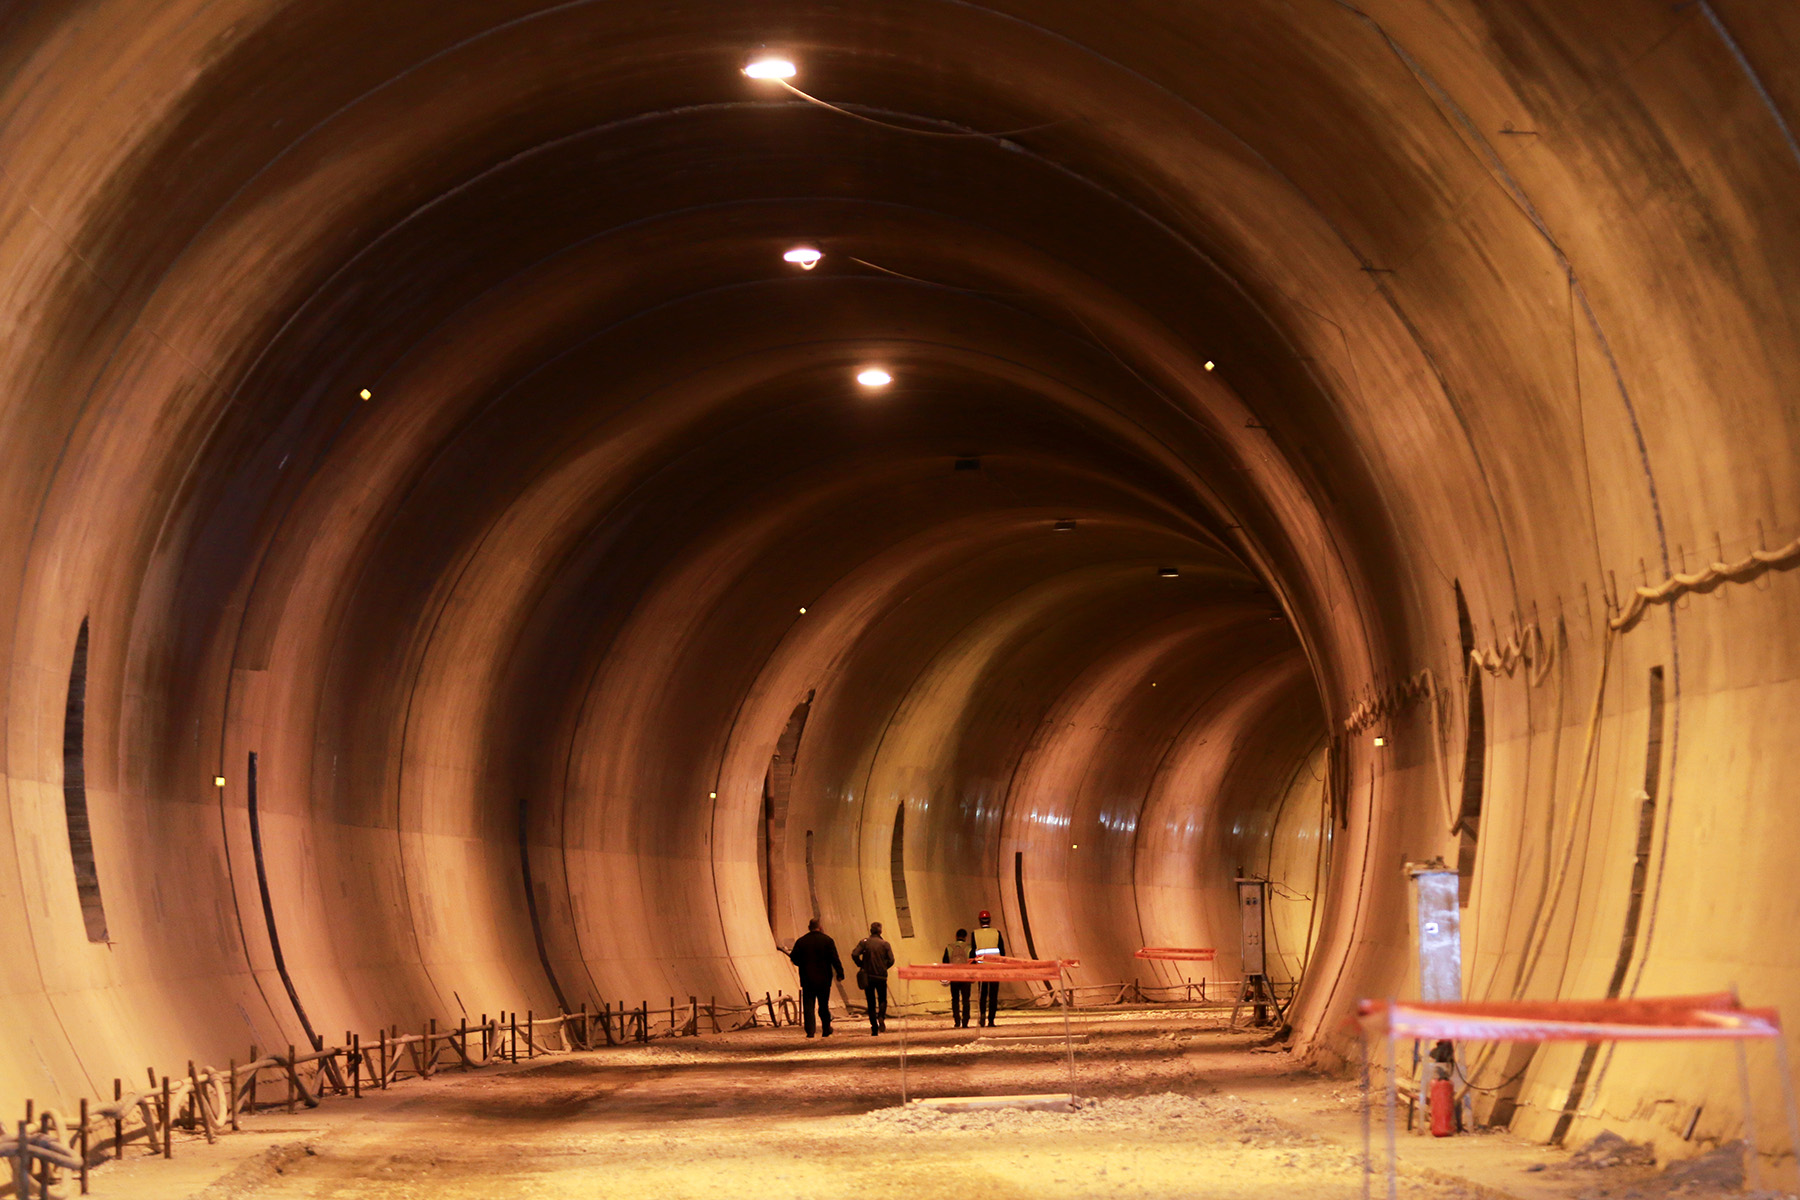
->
[0,976,1270,1195]
[0,993,809,1198]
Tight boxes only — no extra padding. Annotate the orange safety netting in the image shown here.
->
[1357,993,1783,1042]
[898,956,1077,983]
[1134,947,1216,962]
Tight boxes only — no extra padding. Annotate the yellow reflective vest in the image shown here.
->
[972,926,1003,956]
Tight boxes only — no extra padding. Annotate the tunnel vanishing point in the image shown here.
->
[0,0,1797,1170]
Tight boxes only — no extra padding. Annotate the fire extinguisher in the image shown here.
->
[1430,1078,1456,1137]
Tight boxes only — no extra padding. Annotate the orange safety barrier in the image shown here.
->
[1357,993,1782,1042]
[1133,947,1216,962]
[898,956,1076,983]
[1355,993,1800,1200]
[894,956,1082,1107]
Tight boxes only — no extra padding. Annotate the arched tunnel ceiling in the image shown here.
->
[1,0,1798,1158]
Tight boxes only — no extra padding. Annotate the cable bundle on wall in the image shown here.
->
[1469,622,1552,685]
[1610,534,1800,631]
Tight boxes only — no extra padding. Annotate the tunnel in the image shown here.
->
[1,1,1797,1195]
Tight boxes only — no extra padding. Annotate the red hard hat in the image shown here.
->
[978,910,990,920]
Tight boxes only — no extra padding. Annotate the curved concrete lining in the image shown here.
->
[0,0,1796,1163]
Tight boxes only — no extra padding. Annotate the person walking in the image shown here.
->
[851,921,895,1035]
[943,928,973,1028]
[972,909,1006,1027]
[788,918,844,1038]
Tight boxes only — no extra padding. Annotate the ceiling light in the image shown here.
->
[709,791,718,799]
[798,607,807,614]
[1373,736,1386,747]
[214,776,226,787]
[744,58,797,80]
[359,388,372,400]
[783,246,822,270]
[856,368,892,387]
[1053,519,1076,533]
[1203,361,1215,371]
[1158,566,1180,578]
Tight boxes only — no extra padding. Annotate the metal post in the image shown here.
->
[1385,1029,1398,1200]
[79,1097,89,1195]
[1361,1032,1372,1200]
[1058,978,1072,1101]
[379,1029,389,1089]
[1771,1033,1800,1193]
[527,1010,534,1058]
[14,1118,26,1198]
[161,1076,172,1159]
[1064,972,1076,1100]
[112,1081,121,1161]
[1737,1037,1763,1191]
[898,978,909,1105]
[287,1046,297,1114]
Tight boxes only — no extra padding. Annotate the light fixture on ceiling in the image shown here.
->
[1373,736,1386,747]
[214,776,226,787]
[709,790,718,799]
[783,246,822,270]
[1053,519,1076,533]
[743,57,797,80]
[359,388,372,400]
[740,49,1052,141]
[1203,361,1215,371]
[1158,566,1180,579]
[856,367,892,388]
[799,606,808,614]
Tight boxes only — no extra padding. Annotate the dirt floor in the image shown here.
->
[81,1007,1796,1200]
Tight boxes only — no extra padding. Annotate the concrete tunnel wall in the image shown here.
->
[0,0,1796,1166]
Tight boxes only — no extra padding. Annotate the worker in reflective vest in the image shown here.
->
[971,910,1006,1027]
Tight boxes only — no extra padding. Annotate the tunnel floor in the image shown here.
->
[89,1010,1741,1200]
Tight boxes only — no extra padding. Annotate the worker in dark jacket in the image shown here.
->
[851,921,896,1035]
[943,928,973,1028]
[788,918,845,1038]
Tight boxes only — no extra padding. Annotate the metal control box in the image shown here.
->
[1407,865,1462,1002]
[1237,877,1267,976]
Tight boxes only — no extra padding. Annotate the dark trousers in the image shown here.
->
[978,981,1000,1026]
[801,981,833,1036]
[863,979,888,1032]
[949,982,972,1027]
